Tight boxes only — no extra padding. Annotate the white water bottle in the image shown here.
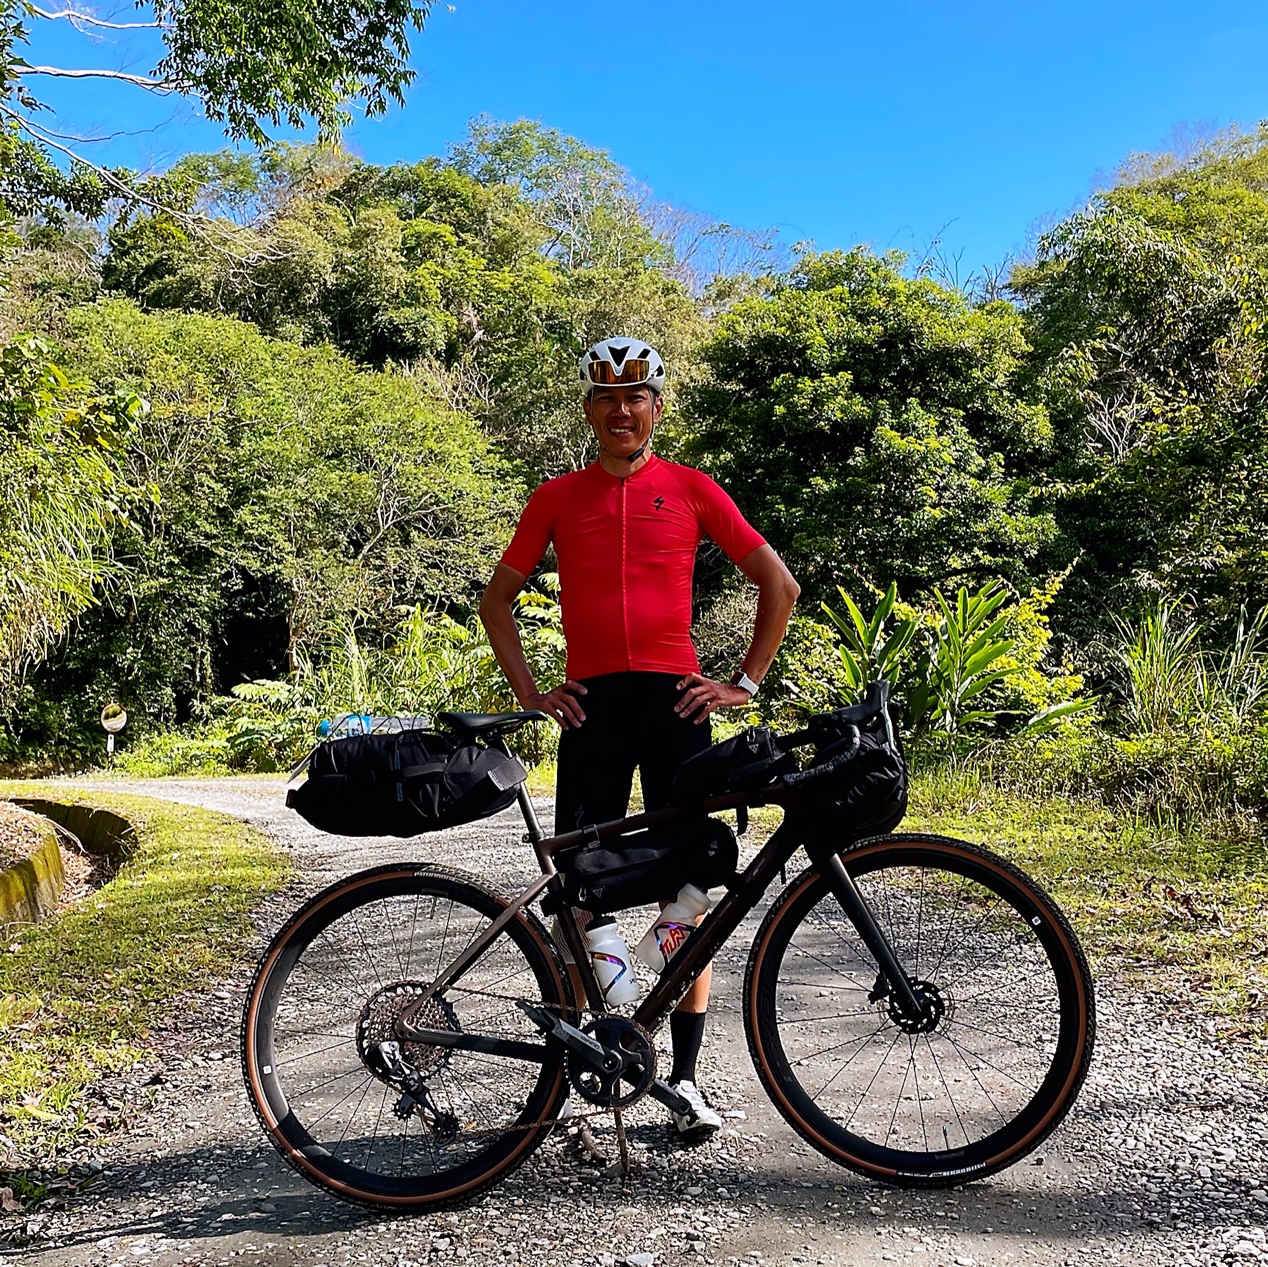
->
[634,885,712,973]
[585,917,640,1006]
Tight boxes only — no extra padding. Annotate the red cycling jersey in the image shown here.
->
[500,455,766,681]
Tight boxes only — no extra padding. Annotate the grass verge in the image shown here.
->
[0,784,291,1174]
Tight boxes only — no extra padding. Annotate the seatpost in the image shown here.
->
[494,735,606,1013]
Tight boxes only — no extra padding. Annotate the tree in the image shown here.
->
[101,140,710,482]
[0,334,144,706]
[11,298,510,750]
[1013,142,1268,626]
[0,0,434,218]
[684,248,1055,604]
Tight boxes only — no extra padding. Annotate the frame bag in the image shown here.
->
[553,816,738,915]
[286,730,526,838]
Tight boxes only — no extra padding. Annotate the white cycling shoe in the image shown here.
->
[669,1080,722,1142]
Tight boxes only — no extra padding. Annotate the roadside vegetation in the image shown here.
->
[0,789,290,1176]
[2,0,1267,1058]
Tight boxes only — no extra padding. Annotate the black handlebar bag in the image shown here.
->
[286,730,526,837]
[783,683,909,851]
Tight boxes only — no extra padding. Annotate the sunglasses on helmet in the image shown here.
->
[588,358,652,386]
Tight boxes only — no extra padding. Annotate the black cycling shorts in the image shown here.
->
[553,672,712,837]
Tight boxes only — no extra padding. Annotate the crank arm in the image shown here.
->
[517,1002,621,1075]
[646,1077,692,1117]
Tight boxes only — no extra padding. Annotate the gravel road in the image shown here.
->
[9,778,1268,1267]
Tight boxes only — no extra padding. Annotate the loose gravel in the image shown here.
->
[5,777,1266,1267]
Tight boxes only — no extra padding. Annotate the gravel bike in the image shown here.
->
[242,687,1095,1210]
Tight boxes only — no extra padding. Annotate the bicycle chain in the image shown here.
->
[380,983,650,1143]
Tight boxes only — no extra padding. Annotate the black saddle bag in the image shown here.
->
[286,729,526,837]
[550,816,738,915]
[670,726,796,803]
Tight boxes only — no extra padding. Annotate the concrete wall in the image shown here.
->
[0,819,64,927]
[0,799,136,927]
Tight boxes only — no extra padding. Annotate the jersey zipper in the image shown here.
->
[620,477,632,669]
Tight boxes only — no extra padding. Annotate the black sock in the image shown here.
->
[668,1009,707,1086]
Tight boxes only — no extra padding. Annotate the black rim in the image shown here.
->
[751,842,1090,1179]
[245,869,568,1202]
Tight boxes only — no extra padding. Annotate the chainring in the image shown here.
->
[356,982,459,1080]
[568,1016,657,1110]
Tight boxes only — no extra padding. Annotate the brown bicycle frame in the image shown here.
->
[400,732,924,1043]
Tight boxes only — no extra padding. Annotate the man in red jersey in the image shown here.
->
[479,337,800,1140]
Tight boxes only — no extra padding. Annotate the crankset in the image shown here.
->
[517,1002,685,1115]
[567,1017,656,1109]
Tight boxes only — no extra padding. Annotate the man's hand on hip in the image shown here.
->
[674,674,752,723]
[527,681,588,728]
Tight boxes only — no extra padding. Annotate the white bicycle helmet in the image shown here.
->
[578,337,667,394]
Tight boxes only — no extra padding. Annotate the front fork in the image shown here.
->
[820,850,927,1023]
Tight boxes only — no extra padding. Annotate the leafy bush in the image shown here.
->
[113,584,569,776]
[977,725,1268,828]
[812,577,1092,736]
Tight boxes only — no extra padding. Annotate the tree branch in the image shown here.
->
[31,6,165,30]
[0,103,273,264]
[16,66,180,92]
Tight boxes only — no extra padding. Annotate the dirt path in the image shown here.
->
[11,778,1267,1267]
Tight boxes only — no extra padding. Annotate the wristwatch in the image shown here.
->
[730,670,760,698]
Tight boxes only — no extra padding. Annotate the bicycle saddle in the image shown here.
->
[435,710,550,737]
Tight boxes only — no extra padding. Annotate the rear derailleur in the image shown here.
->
[366,1039,459,1141]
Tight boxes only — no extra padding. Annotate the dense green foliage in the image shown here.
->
[685,249,1054,602]
[0,335,144,708]
[5,116,1268,843]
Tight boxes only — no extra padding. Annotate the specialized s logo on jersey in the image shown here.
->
[653,496,666,512]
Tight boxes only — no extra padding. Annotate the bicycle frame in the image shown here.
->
[398,734,925,1053]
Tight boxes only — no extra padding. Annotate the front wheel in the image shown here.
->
[744,833,1094,1187]
[242,864,573,1210]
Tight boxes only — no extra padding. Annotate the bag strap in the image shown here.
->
[400,760,449,781]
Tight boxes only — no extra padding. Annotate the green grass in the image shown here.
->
[0,785,291,1171]
[906,766,1268,1037]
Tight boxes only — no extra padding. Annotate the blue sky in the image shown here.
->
[24,0,1268,272]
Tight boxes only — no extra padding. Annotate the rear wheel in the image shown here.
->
[744,833,1094,1186]
[242,864,572,1209]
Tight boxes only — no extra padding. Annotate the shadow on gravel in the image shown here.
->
[45,1129,1164,1256]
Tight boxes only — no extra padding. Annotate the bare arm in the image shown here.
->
[677,544,801,722]
[478,564,588,727]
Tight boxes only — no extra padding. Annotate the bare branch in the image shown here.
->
[31,6,165,30]
[16,65,180,91]
[0,104,277,265]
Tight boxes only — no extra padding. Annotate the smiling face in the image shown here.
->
[583,384,663,461]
